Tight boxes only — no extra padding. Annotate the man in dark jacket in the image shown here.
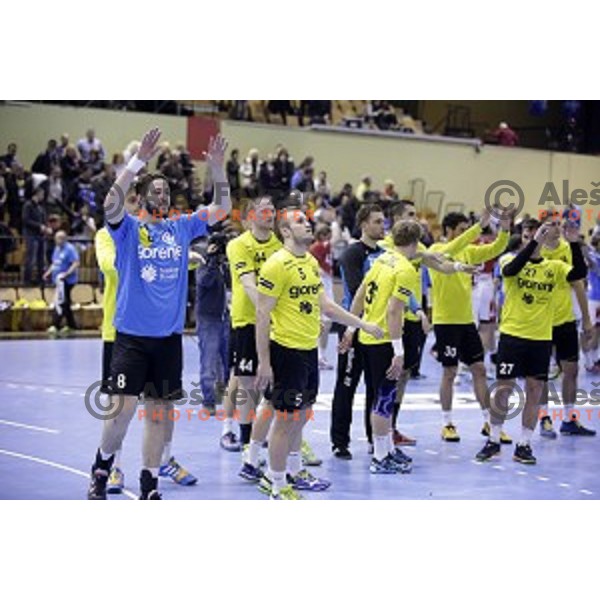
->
[31,140,59,176]
[22,184,51,284]
[195,233,231,416]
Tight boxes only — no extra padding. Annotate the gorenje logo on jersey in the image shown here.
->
[517,278,554,292]
[289,284,321,298]
[137,228,183,261]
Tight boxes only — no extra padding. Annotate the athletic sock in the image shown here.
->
[583,350,595,370]
[240,423,252,445]
[113,450,122,469]
[271,470,286,494]
[442,411,453,426]
[392,402,400,429]
[161,442,172,466]
[564,403,575,422]
[490,424,502,444]
[374,435,389,462]
[247,439,262,467]
[387,431,395,453]
[287,451,302,477]
[481,409,490,424]
[222,417,233,436]
[519,427,533,445]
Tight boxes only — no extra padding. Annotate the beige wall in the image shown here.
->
[2,103,600,228]
[0,103,187,167]
[222,121,600,226]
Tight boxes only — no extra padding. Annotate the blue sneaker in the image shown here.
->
[220,431,242,452]
[539,416,557,439]
[370,455,403,474]
[158,457,198,486]
[389,449,412,473]
[238,462,264,482]
[560,418,596,436]
[287,469,331,492]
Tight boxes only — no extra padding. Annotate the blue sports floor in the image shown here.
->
[1,335,599,500]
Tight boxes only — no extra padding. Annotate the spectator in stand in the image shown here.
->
[176,143,194,178]
[47,166,69,215]
[310,223,335,369]
[87,148,104,175]
[373,101,398,130]
[156,142,172,170]
[43,230,79,336]
[382,180,399,203]
[272,147,294,204]
[92,165,116,213]
[356,175,372,203]
[291,156,314,189]
[22,182,52,284]
[161,152,185,199]
[293,164,316,195]
[112,153,126,178]
[493,121,519,146]
[0,143,21,170]
[71,166,97,215]
[266,101,294,125]
[298,100,332,126]
[31,139,60,176]
[57,134,70,159]
[339,193,358,237]
[0,162,7,222]
[6,164,29,231]
[77,129,105,163]
[60,145,81,188]
[239,148,261,198]
[226,149,241,199]
[71,203,97,248]
[314,170,332,201]
[258,154,276,197]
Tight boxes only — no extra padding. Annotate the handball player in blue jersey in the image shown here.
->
[88,128,230,499]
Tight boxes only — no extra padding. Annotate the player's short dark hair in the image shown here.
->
[391,220,422,247]
[442,212,469,236]
[522,218,540,231]
[356,203,384,228]
[390,200,416,221]
[243,195,273,219]
[134,173,169,197]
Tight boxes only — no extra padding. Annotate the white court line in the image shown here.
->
[24,385,37,391]
[7,384,18,389]
[536,476,550,482]
[449,455,460,459]
[424,449,438,455]
[492,465,505,471]
[516,471,528,476]
[0,419,60,434]
[311,430,328,435]
[580,489,593,495]
[0,449,137,500]
[62,391,74,396]
[558,483,571,488]
[43,388,55,393]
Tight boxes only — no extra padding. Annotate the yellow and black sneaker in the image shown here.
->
[481,422,512,444]
[441,424,460,442]
[513,443,536,465]
[476,440,501,462]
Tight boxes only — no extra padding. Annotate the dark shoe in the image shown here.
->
[332,446,352,460]
[139,469,162,499]
[476,440,501,462]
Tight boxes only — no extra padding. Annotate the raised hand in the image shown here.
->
[137,128,162,163]
[534,223,550,244]
[203,134,228,172]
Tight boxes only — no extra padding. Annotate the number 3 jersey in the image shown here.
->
[499,253,572,341]
[257,248,323,350]
[358,250,419,345]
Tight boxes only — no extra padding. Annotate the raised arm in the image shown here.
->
[202,135,231,226]
[104,128,161,224]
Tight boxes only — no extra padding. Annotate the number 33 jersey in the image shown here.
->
[257,248,323,350]
[499,254,572,341]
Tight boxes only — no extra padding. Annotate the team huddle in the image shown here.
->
[87,127,596,500]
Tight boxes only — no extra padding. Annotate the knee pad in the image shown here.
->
[373,381,397,419]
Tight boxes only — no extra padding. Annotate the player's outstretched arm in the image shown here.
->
[321,293,383,339]
[203,134,231,226]
[104,128,161,224]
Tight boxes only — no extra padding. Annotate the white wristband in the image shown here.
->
[125,154,146,175]
[392,338,404,357]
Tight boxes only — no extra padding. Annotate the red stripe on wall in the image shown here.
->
[186,116,220,160]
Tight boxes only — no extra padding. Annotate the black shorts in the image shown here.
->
[110,331,183,399]
[265,340,319,413]
[433,323,484,367]
[553,321,579,363]
[100,341,114,394]
[403,319,423,372]
[496,333,552,381]
[231,324,258,377]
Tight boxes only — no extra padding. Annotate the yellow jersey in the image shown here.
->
[358,250,418,345]
[429,226,509,325]
[380,236,426,322]
[499,254,572,341]
[226,231,282,328]
[540,239,574,326]
[257,248,322,350]
[95,228,118,342]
